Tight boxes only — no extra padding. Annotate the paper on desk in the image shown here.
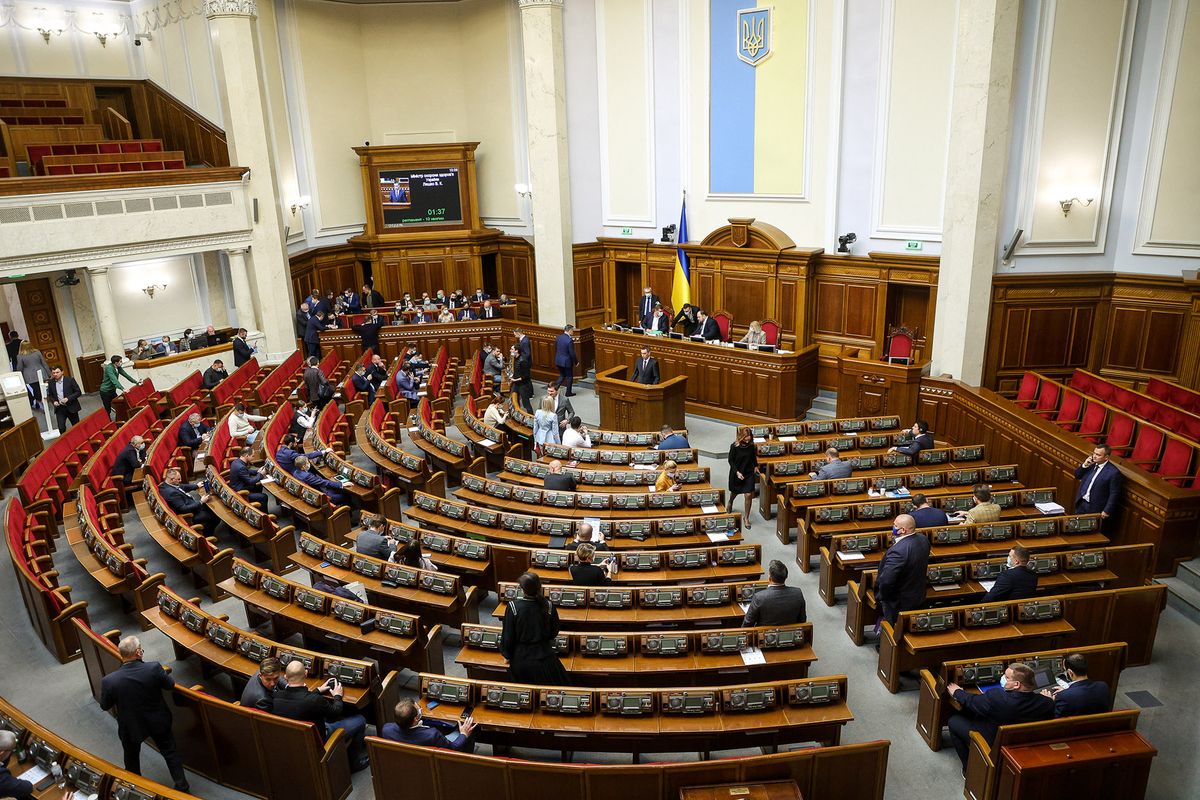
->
[837,551,866,561]
[260,476,275,484]
[417,391,428,396]
[779,436,797,442]
[978,580,997,592]
[408,426,419,432]
[1036,501,1066,515]
[478,438,497,448]
[632,463,655,470]
[932,583,961,591]
[753,437,766,443]
[19,765,48,785]
[738,602,751,613]
[585,518,603,542]
[740,646,767,666]
[707,532,731,542]
[701,504,720,514]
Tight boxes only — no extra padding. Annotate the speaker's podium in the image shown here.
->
[594,365,687,432]
[836,349,929,421]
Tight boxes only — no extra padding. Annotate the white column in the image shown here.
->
[86,265,126,359]
[225,247,258,331]
[206,0,294,361]
[930,0,1020,384]
[517,0,575,326]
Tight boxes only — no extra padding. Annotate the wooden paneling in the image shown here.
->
[0,166,247,196]
[498,236,535,322]
[18,277,71,377]
[572,243,607,330]
[141,81,229,167]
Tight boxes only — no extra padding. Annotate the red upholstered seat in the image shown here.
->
[885,326,916,364]
[1055,391,1085,430]
[98,142,120,153]
[143,140,163,152]
[713,311,733,342]
[760,319,780,347]
[1033,381,1061,419]
[1126,426,1165,467]
[1154,438,1195,486]
[1015,372,1040,408]
[1106,414,1137,454]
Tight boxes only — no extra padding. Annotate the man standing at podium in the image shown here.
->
[554,324,578,396]
[631,346,659,385]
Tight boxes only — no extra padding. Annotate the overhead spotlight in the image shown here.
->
[837,232,857,254]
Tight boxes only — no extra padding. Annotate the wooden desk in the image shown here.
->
[592,328,819,424]
[131,341,236,388]
[594,364,687,431]
[679,781,802,800]
[997,730,1156,800]
[837,354,929,421]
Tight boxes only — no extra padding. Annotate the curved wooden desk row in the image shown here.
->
[406,403,471,473]
[754,431,911,462]
[210,357,264,416]
[498,455,710,491]
[158,370,209,418]
[136,476,234,601]
[816,512,1107,599]
[492,579,773,630]
[453,475,727,519]
[73,620,355,800]
[80,404,161,502]
[876,583,1166,692]
[291,534,481,629]
[454,399,507,461]
[843,543,1153,646]
[0,695,194,800]
[250,350,305,410]
[506,400,688,448]
[354,513,760,589]
[202,464,299,574]
[367,736,890,800]
[915,641,1130,752]
[356,400,433,491]
[456,622,816,687]
[261,445,352,547]
[18,408,114,518]
[409,489,742,551]
[311,401,404,519]
[0,417,43,488]
[742,415,903,440]
[539,442,700,466]
[415,671,851,757]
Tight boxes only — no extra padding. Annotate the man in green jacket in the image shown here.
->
[100,354,138,420]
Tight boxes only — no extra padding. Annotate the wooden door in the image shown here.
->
[18,277,71,376]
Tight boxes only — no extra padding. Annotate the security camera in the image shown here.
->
[134,38,141,46]
[837,232,857,254]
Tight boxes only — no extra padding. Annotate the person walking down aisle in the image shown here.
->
[727,427,760,529]
[500,572,570,685]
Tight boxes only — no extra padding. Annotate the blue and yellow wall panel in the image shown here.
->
[709,0,808,195]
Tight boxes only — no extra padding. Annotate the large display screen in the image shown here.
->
[378,168,464,227]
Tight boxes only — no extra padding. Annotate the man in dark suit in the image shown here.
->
[46,366,82,430]
[695,309,721,341]
[351,363,375,405]
[875,513,931,626]
[945,663,1055,770]
[304,312,326,359]
[360,284,384,310]
[889,420,934,456]
[99,635,190,791]
[742,560,807,626]
[110,435,146,487]
[272,661,369,771]
[295,303,313,338]
[159,467,220,538]
[637,286,658,322]
[981,545,1038,602]
[480,299,500,319]
[514,329,532,362]
[458,306,479,321]
[641,303,670,333]
[365,354,389,391]
[316,290,336,318]
[908,493,949,528]
[809,447,853,480]
[355,516,395,560]
[304,356,333,408]
[470,288,489,304]
[543,460,577,492]
[631,346,659,385]
[1047,653,1111,717]
[202,359,227,389]
[178,412,211,453]
[381,698,476,752]
[554,324,578,395]
[293,455,346,506]
[229,446,268,510]
[0,730,33,800]
[351,309,386,353]
[1074,444,1122,531]
[232,328,254,367]
[240,657,284,712]
[547,383,574,431]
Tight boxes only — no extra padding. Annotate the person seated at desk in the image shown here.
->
[382,698,476,753]
[945,663,1055,772]
[292,455,346,506]
[0,729,34,800]
[434,289,449,306]
[350,363,375,405]
[229,446,269,510]
[178,412,211,453]
[641,302,670,333]
[390,303,407,325]
[888,419,934,456]
[458,305,479,321]
[563,521,607,552]
[672,303,699,336]
[197,325,227,348]
[419,292,435,310]
[272,660,369,772]
[397,538,438,571]
[499,294,515,305]
[951,485,1001,525]
[471,288,489,304]
[158,467,220,538]
[1044,653,1111,717]
[480,298,501,320]
[631,346,660,385]
[202,359,228,389]
[809,447,852,480]
[482,344,505,381]
[160,334,179,354]
[110,435,146,487]
[742,559,808,626]
[240,656,284,712]
[355,515,395,560]
[177,329,194,352]
[229,402,269,445]
[655,460,681,493]
[740,320,768,346]
[365,354,389,391]
[402,345,430,373]
[436,307,455,323]
[694,309,721,341]
[232,328,254,367]
[569,542,614,585]
[654,425,690,450]
[908,493,949,528]
[543,459,576,492]
[981,545,1037,602]
[483,393,510,429]
[276,433,325,474]
[562,416,592,449]
[132,339,158,360]
[394,365,420,402]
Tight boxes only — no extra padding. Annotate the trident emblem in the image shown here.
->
[736,8,772,66]
[742,17,765,58]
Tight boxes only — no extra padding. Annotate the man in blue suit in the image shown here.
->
[1074,444,1122,531]
[889,419,935,456]
[875,514,931,626]
[694,309,721,341]
[303,311,325,359]
[351,363,375,405]
[394,365,419,402]
[1047,653,1111,717]
[637,286,658,322]
[458,306,479,321]
[381,698,476,752]
[293,455,346,506]
[981,545,1038,602]
[654,425,690,451]
[945,662,1055,771]
[177,412,211,452]
[228,445,268,510]
[641,303,670,333]
[554,324,578,396]
[908,493,949,528]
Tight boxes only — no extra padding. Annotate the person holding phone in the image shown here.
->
[271,660,369,772]
[381,698,477,752]
[568,543,613,585]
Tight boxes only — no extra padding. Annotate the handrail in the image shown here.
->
[101,106,133,140]
[0,165,248,196]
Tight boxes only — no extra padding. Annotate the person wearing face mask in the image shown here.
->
[637,286,659,323]
[980,545,1037,602]
[944,663,1054,772]
[110,435,147,487]
[874,513,930,627]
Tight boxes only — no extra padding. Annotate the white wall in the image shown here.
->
[0,0,139,79]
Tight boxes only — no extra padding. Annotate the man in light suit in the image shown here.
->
[641,303,669,333]
[875,513,930,626]
[637,286,658,323]
[46,366,82,430]
[809,447,853,481]
[631,346,659,385]
[355,516,395,560]
[1074,444,1122,532]
[554,324,578,395]
[742,560,807,626]
[1046,653,1111,717]
[695,309,721,341]
[981,545,1038,602]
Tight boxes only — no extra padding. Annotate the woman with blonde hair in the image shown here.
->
[740,320,767,345]
[569,542,613,585]
[655,459,682,493]
[531,394,560,455]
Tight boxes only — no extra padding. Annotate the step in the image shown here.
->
[1160,577,1200,626]
[1176,558,1200,594]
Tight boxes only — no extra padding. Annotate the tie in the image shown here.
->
[1082,464,1103,502]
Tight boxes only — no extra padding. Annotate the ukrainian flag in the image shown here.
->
[671,199,690,313]
[709,0,808,194]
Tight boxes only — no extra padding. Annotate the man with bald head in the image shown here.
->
[0,730,33,800]
[875,513,931,627]
[271,660,369,772]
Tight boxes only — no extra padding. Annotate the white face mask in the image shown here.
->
[1006,557,1015,569]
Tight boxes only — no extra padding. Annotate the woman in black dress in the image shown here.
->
[500,572,570,685]
[727,426,760,528]
[510,345,534,412]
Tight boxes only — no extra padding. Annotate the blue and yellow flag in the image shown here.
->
[671,198,690,313]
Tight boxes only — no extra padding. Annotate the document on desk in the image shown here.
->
[701,505,720,514]
[632,464,655,470]
[837,552,866,561]
[779,436,797,442]
[978,580,996,592]
[753,437,766,443]
[1036,502,1066,515]
[408,426,419,432]
[932,583,961,591]
[477,438,497,448]
[19,765,48,786]
[738,602,751,613]
[708,532,732,542]
[260,476,275,484]
[740,646,766,666]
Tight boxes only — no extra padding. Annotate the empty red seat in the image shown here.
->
[98,142,120,153]
[1015,373,1040,407]
[144,140,163,152]
[165,159,185,169]
[1055,391,1085,430]
[1126,426,1165,466]
[74,164,97,175]
[1153,437,1195,486]
[1106,414,1137,454]
[1146,379,1171,402]
[120,141,141,153]
[46,165,71,175]
[1034,381,1061,419]
[97,163,120,173]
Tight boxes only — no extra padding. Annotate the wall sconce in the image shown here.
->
[290,195,311,215]
[142,284,167,299]
[514,183,531,198]
[37,28,61,44]
[1058,196,1094,217]
[95,32,108,47]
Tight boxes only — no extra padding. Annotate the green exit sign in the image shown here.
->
[905,240,923,251]
[621,227,633,236]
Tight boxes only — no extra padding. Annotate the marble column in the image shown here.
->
[930,0,1020,385]
[517,0,575,326]
[86,265,126,359]
[206,0,292,361]
[225,247,258,331]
